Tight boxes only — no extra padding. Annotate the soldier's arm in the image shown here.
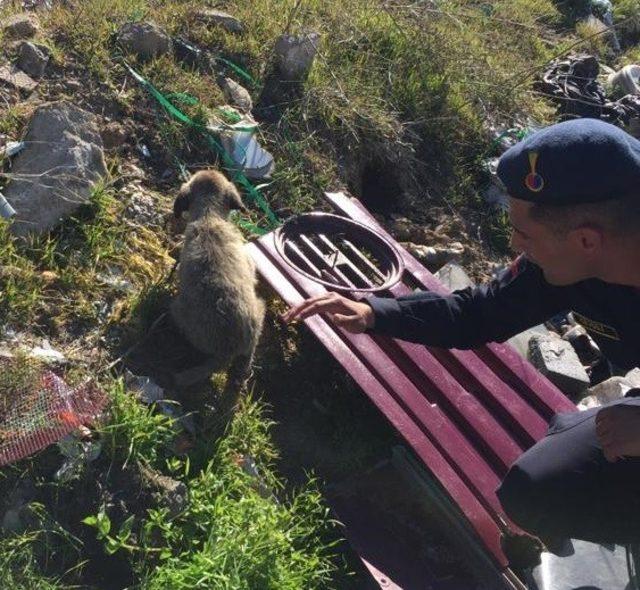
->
[367,256,570,348]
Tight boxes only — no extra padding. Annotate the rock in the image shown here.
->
[578,377,632,410]
[508,324,553,360]
[124,187,163,226]
[17,41,49,78]
[101,121,128,150]
[274,32,320,81]
[117,21,172,61]
[434,262,474,291]
[625,367,640,388]
[139,464,187,517]
[2,14,38,39]
[528,335,590,397]
[218,77,252,112]
[195,8,244,33]
[4,101,108,236]
[0,64,37,94]
[403,242,465,269]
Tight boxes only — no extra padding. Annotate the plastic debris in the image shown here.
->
[138,144,151,158]
[0,372,107,467]
[211,112,275,179]
[55,434,102,482]
[0,141,26,158]
[126,373,196,436]
[237,454,276,501]
[29,340,66,364]
[97,270,134,293]
[536,55,640,126]
[0,192,16,219]
[608,65,640,96]
[527,539,630,590]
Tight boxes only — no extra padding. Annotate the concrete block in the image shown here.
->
[507,324,552,360]
[528,335,590,397]
[434,262,474,291]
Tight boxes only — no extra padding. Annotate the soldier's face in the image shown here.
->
[508,199,595,286]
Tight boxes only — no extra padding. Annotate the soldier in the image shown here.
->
[283,118,640,550]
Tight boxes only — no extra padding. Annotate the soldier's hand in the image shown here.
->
[595,404,640,462]
[282,292,375,333]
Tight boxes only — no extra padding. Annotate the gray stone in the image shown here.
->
[434,262,474,291]
[117,21,172,61]
[507,324,552,360]
[274,32,320,81]
[528,335,590,397]
[139,463,188,517]
[195,9,244,33]
[579,367,640,410]
[0,64,37,94]
[17,41,49,78]
[531,540,630,590]
[124,187,163,226]
[403,241,464,269]
[625,367,640,387]
[578,377,631,410]
[1,478,35,533]
[2,14,38,39]
[4,101,108,236]
[219,77,253,112]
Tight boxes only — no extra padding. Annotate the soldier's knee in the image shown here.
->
[497,464,546,534]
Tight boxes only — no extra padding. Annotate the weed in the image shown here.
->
[100,378,176,469]
[0,531,71,589]
[137,396,340,590]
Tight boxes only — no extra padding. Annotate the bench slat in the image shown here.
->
[248,240,508,566]
[324,192,576,428]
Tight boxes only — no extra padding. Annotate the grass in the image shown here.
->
[138,396,338,590]
[0,179,173,335]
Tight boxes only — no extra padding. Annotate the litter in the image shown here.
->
[526,540,631,590]
[608,65,640,96]
[0,372,108,467]
[210,112,275,180]
[55,434,102,482]
[126,373,196,435]
[0,192,16,219]
[536,54,640,126]
[0,141,26,158]
[29,340,66,364]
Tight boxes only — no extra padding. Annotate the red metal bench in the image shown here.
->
[247,192,577,589]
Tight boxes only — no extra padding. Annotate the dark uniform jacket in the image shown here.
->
[367,255,640,371]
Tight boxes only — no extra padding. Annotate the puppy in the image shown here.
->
[171,170,265,395]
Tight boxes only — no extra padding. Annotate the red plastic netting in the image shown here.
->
[0,372,108,466]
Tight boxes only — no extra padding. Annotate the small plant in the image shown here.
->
[82,509,137,555]
[100,378,176,468]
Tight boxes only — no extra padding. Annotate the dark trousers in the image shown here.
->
[497,397,640,545]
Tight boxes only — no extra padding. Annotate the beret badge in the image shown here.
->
[525,151,545,193]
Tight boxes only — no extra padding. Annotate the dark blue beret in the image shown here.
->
[497,119,640,205]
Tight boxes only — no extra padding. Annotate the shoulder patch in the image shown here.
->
[573,311,621,341]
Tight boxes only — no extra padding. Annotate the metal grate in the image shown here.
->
[274,213,404,292]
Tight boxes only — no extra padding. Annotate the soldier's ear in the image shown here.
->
[573,225,604,255]
[174,188,191,218]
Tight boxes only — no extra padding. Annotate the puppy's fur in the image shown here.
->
[171,170,265,393]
